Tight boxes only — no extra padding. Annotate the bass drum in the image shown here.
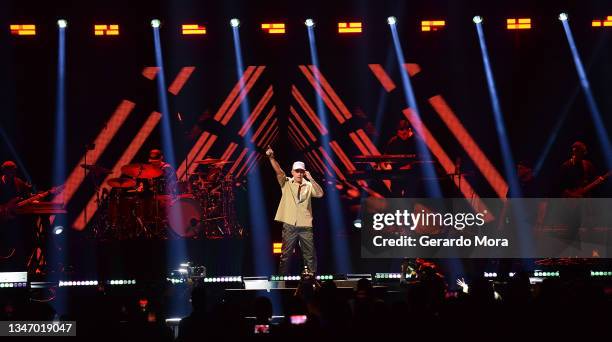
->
[167,195,202,238]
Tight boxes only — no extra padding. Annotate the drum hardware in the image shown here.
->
[80,163,112,175]
[167,261,207,284]
[106,177,137,188]
[96,160,242,240]
[82,161,109,237]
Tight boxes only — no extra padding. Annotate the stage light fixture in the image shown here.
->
[10,24,36,36]
[305,18,314,27]
[375,273,406,279]
[353,219,362,229]
[108,279,136,285]
[57,19,67,28]
[151,19,161,28]
[94,24,119,36]
[387,16,397,25]
[53,226,64,235]
[473,16,483,24]
[203,276,243,283]
[230,18,240,27]
[592,16,612,27]
[261,23,286,34]
[273,242,282,254]
[421,20,445,31]
[181,24,206,35]
[338,22,362,33]
[559,13,568,21]
[507,18,532,30]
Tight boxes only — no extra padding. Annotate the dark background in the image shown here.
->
[1,0,611,276]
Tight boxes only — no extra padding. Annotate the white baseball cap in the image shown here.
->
[292,161,306,171]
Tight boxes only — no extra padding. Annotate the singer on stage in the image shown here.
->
[266,146,324,275]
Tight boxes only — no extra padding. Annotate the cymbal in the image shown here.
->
[80,164,111,174]
[107,177,137,188]
[121,163,163,179]
[194,158,223,165]
[353,154,417,162]
[212,160,234,165]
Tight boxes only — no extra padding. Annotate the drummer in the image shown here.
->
[138,149,178,195]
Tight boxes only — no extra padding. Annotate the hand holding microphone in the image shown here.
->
[265,145,274,158]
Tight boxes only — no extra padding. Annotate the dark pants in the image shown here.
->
[279,223,316,275]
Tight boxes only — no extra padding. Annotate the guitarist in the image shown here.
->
[557,142,604,253]
[559,141,597,197]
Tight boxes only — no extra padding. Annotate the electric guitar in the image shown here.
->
[0,184,65,220]
[563,171,611,198]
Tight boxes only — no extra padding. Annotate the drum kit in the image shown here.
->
[89,158,242,240]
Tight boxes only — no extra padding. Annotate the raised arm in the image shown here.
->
[266,146,287,186]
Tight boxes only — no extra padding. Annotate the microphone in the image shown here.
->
[177,112,183,123]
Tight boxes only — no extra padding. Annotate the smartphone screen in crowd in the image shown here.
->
[254,324,270,334]
[290,315,308,325]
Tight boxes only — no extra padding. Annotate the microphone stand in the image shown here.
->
[83,143,96,231]
[177,113,189,182]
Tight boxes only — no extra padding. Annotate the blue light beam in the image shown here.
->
[389,23,442,198]
[474,20,535,257]
[560,18,612,170]
[231,25,274,276]
[152,23,189,317]
[474,21,522,197]
[307,25,351,273]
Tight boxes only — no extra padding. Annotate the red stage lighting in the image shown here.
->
[261,23,286,34]
[506,18,531,30]
[94,24,119,36]
[338,22,362,33]
[55,100,135,208]
[421,20,445,32]
[10,24,36,36]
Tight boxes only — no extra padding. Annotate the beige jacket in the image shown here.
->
[274,177,323,227]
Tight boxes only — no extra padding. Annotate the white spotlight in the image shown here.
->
[558,13,568,21]
[151,19,161,28]
[353,219,362,229]
[57,19,67,28]
[473,16,483,24]
[230,18,240,27]
[305,19,314,27]
[387,16,397,25]
[53,226,64,235]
